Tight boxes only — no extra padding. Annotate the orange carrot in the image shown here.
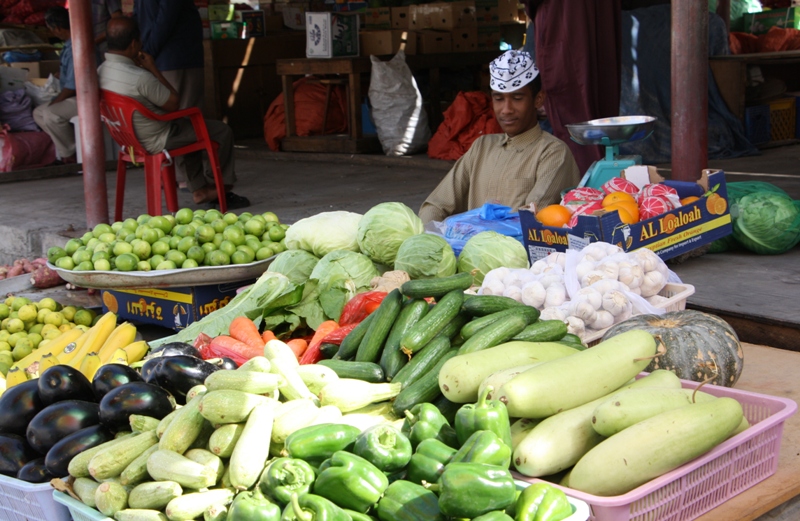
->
[286,338,309,360]
[230,316,265,352]
[299,320,340,365]
[208,335,262,361]
[262,330,277,343]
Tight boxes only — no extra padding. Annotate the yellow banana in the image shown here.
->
[0,375,6,397]
[79,352,102,381]
[97,322,137,364]
[5,367,28,388]
[34,353,60,378]
[109,349,128,366]
[58,329,91,366]
[67,312,118,369]
[122,340,149,365]
[12,328,83,372]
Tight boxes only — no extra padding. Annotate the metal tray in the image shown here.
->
[566,116,656,146]
[47,256,275,290]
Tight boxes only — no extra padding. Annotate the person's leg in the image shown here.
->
[161,68,205,188]
[32,98,79,160]
[162,119,206,197]
[202,119,236,188]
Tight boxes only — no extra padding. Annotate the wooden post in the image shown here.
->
[671,0,708,181]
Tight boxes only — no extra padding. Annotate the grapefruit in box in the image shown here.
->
[567,201,604,228]
[602,177,639,195]
[639,195,672,220]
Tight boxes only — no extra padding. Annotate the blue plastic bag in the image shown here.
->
[432,203,524,256]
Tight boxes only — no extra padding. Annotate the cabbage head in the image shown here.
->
[457,231,530,284]
[732,192,800,255]
[394,234,457,279]
[357,202,424,265]
[267,250,319,285]
[285,211,362,257]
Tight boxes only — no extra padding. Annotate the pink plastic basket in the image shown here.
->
[514,379,797,521]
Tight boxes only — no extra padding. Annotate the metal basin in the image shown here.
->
[566,116,657,146]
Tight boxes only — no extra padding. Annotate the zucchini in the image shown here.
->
[129,415,161,433]
[198,390,275,424]
[356,288,403,363]
[119,444,159,487]
[462,295,525,316]
[511,320,568,343]
[203,370,283,394]
[204,505,228,521]
[457,312,532,354]
[155,409,179,439]
[318,359,385,383]
[128,481,183,510]
[392,349,459,417]
[186,385,207,402]
[184,448,225,483]
[208,423,245,458]
[265,340,319,404]
[380,299,430,380]
[229,403,275,490]
[165,489,235,521]
[436,312,469,341]
[461,307,540,339]
[159,392,206,454]
[392,336,451,389]
[319,379,402,413]
[400,272,473,299]
[73,477,100,508]
[146,449,218,490]
[401,289,464,356]
[271,399,320,445]
[296,364,340,394]
[335,313,376,360]
[95,481,128,517]
[89,430,159,481]
[237,356,271,373]
[68,433,136,479]
[319,343,340,359]
[114,510,169,521]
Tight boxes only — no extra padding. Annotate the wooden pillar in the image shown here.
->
[69,0,109,226]
[671,0,708,181]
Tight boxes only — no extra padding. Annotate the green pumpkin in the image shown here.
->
[602,310,743,387]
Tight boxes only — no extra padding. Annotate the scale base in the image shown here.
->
[577,155,643,190]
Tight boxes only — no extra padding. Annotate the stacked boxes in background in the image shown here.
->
[475,0,500,50]
[360,7,418,56]
[305,12,360,58]
[390,2,478,54]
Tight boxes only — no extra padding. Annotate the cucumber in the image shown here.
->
[317,359,385,383]
[462,295,525,316]
[204,371,283,394]
[356,288,403,363]
[95,481,128,517]
[392,349,459,417]
[208,423,245,458]
[511,320,568,343]
[114,510,169,521]
[479,363,539,401]
[461,306,540,339]
[296,364,340,394]
[400,272,473,299]
[335,313,376,360]
[457,312,533,354]
[229,402,274,490]
[159,393,206,454]
[198,390,275,424]
[561,333,584,345]
[146,450,218,490]
[392,336,451,389]
[89,431,159,481]
[165,489,235,521]
[380,299,430,380]
[74,477,100,508]
[432,394,460,425]
[128,481,183,510]
[570,398,743,496]
[68,433,135,479]
[401,289,464,355]
[436,312,469,341]
[498,330,658,418]
[319,343,340,359]
[119,444,159,487]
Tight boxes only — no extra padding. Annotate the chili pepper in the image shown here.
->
[284,424,361,467]
[424,463,516,519]
[339,291,388,326]
[376,479,442,521]
[300,320,340,365]
[450,430,512,468]
[405,438,457,485]
[454,385,512,448]
[313,451,389,513]
[260,457,317,506]
[516,483,573,521]
[473,512,514,521]
[353,424,413,474]
[281,493,351,521]
[401,403,459,449]
[227,487,282,521]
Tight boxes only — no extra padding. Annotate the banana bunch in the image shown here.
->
[4,312,150,389]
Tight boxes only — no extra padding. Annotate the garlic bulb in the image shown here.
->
[581,243,609,262]
[529,260,548,275]
[503,285,523,302]
[617,262,644,289]
[546,252,567,267]
[632,248,661,273]
[503,269,529,289]
[521,281,547,308]
[602,290,630,317]
[628,285,642,296]
[540,306,568,321]
[646,294,670,306]
[589,310,615,330]
[566,316,586,336]
[540,273,563,289]
[591,279,623,295]
[480,279,505,296]
[544,284,567,307]
[575,260,596,280]
[597,261,620,281]
[576,287,603,310]
[568,299,598,323]
[640,270,666,297]
[580,270,605,288]
[488,267,511,283]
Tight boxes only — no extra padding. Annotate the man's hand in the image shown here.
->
[136,51,158,73]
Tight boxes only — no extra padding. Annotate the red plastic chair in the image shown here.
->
[99,89,227,221]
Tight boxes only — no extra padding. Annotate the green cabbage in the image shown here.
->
[285,211,362,257]
[457,231,530,284]
[357,202,424,265]
[394,234,457,279]
[732,192,800,255]
[267,250,319,285]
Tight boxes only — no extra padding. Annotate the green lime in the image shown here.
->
[141,227,159,245]
[94,259,112,271]
[272,241,286,254]
[85,238,100,251]
[36,308,50,323]
[261,231,272,242]
[81,231,94,245]
[64,238,83,255]
[61,306,76,321]
[156,260,177,270]
[111,221,124,232]
[56,256,76,270]
[121,217,137,230]
[116,228,130,240]
[137,214,152,225]
[28,323,43,335]
[165,250,187,266]
[149,254,165,270]
[231,251,250,264]
[213,233,224,247]
[93,223,113,238]
[0,346,11,358]
[250,214,266,224]
[75,260,95,271]
[243,218,266,237]
[154,228,166,239]
[47,246,67,264]
[223,226,245,246]
[181,258,199,269]
[201,242,216,254]
[246,238,262,252]
[38,298,57,313]
[124,233,137,243]
[137,260,152,271]
[93,242,110,254]
[206,250,230,266]
[92,251,110,263]
[131,239,152,260]
[17,305,37,323]
[72,250,92,264]
[163,214,176,227]
[43,329,61,340]
[12,339,33,361]
[256,246,275,260]
[6,318,24,333]
[178,236,197,253]
[173,224,193,238]
[148,216,173,234]
[98,232,116,244]
[193,208,207,220]
[27,333,42,349]
[0,304,9,321]
[280,224,289,231]
[223,212,239,225]
[268,226,286,242]
[187,246,206,263]
[204,209,222,223]
[238,212,253,222]
[152,240,170,256]
[218,240,237,257]
[168,236,181,250]
[211,219,227,234]
[0,331,8,342]
[236,245,255,263]
[175,208,194,225]
[7,332,24,347]
[262,211,279,223]
[113,241,133,256]
[195,225,216,244]
[115,253,139,272]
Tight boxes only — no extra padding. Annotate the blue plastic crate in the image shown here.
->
[744,104,771,145]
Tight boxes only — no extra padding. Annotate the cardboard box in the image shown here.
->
[365,7,391,29]
[497,0,524,23]
[264,13,284,31]
[360,29,416,56]
[210,21,243,39]
[6,60,60,80]
[451,26,477,52]
[282,3,309,29]
[100,282,253,331]
[743,7,798,34]
[410,2,476,31]
[519,170,733,263]
[305,12,360,58]
[416,29,452,54]
[209,3,235,21]
[475,5,499,24]
[0,66,27,93]
[241,10,266,36]
[392,6,411,29]
[476,24,501,49]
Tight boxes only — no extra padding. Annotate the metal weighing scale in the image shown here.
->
[565,116,657,190]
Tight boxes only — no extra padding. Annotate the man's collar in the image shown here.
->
[501,124,543,150]
[103,53,136,65]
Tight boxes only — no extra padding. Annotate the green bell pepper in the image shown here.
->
[343,510,376,521]
[450,430,512,468]
[376,479,443,521]
[424,463,516,519]
[472,512,514,521]
[454,385,512,447]
[284,424,361,467]
[313,451,389,513]
[260,457,317,506]
[353,424,412,474]
[281,493,351,521]
[405,438,457,485]
[228,487,282,521]
[401,403,459,449]
[516,483,573,521]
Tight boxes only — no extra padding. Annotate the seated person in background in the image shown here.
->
[97,16,249,209]
[418,50,580,223]
[33,7,78,164]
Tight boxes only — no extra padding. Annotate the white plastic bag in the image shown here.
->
[24,74,60,108]
[368,50,431,156]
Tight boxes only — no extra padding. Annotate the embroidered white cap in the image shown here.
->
[489,50,539,92]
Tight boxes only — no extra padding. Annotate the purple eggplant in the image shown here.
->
[0,379,43,436]
[45,424,113,477]
[26,400,100,454]
[0,434,40,476]
[99,382,173,430]
[92,364,143,401]
[154,355,221,405]
[141,357,164,385]
[17,457,56,483]
[145,342,201,360]
[38,365,95,405]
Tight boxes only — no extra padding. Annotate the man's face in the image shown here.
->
[491,85,545,137]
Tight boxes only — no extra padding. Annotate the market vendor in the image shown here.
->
[418,50,580,224]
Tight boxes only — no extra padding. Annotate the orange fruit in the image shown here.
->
[705,194,728,215]
[536,204,572,227]
[680,196,700,206]
[605,201,640,224]
[602,191,637,208]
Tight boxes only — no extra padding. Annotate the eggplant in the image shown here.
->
[99,382,173,430]
[0,434,40,476]
[0,379,44,436]
[141,357,164,384]
[92,364,143,401]
[208,357,239,370]
[38,365,95,405]
[45,424,113,477]
[26,400,101,454]
[145,342,201,360]
[154,355,221,405]
[17,457,56,483]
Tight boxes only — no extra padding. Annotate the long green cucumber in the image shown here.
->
[392,349,459,417]
[511,320,569,342]
[393,336,451,389]
[400,272,473,299]
[356,288,403,363]
[570,397,744,496]
[436,312,469,341]
[457,312,533,354]
[432,394,460,425]
[461,307,540,339]
[401,289,464,355]
[317,359,385,383]
[462,295,525,316]
[335,313,376,360]
[380,298,429,380]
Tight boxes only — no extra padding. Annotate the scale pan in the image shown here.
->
[566,116,656,146]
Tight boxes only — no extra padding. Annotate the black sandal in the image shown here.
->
[208,192,250,210]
